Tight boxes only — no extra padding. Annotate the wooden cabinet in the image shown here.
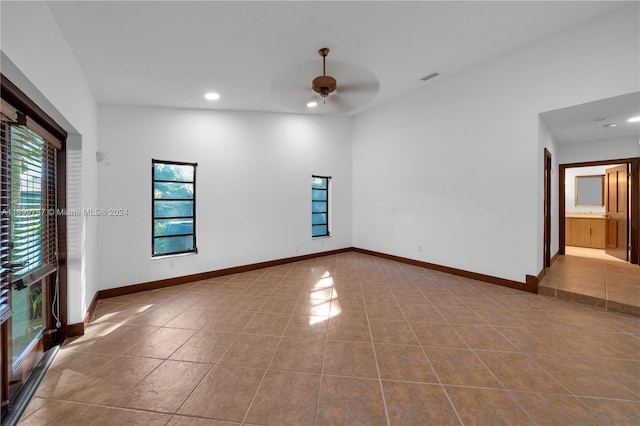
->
[566,217,606,249]
[590,219,606,249]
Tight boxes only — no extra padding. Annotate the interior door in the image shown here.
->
[605,164,628,261]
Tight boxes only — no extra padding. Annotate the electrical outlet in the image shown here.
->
[418,246,423,253]
[295,245,300,253]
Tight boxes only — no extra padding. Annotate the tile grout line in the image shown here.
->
[358,254,393,426]
[313,255,347,426]
[171,268,271,419]
[453,286,626,421]
[433,283,565,425]
[240,256,322,425]
[382,257,468,425]
[395,259,561,425]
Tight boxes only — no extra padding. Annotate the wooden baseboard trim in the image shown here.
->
[65,322,84,338]
[551,250,560,265]
[74,246,541,335]
[352,247,537,293]
[97,248,352,300]
[65,290,99,338]
[525,267,546,294]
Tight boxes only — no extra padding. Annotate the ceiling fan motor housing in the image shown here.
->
[313,75,337,97]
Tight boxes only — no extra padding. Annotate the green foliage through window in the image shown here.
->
[312,176,330,237]
[152,160,197,256]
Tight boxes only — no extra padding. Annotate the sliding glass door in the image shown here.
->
[1,92,63,414]
[9,123,57,392]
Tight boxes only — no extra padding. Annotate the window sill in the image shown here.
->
[312,235,332,240]
[151,251,197,260]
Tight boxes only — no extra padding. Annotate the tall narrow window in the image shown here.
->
[312,175,330,237]
[152,160,197,256]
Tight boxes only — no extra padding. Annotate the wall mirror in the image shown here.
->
[575,175,604,206]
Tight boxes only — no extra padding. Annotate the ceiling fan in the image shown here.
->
[270,47,380,113]
[312,48,337,98]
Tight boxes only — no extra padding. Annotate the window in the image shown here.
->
[312,175,330,237]
[152,160,197,256]
[1,78,67,415]
[0,117,11,326]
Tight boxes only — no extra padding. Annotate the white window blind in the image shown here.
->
[0,98,60,327]
[10,124,58,289]
[0,117,11,324]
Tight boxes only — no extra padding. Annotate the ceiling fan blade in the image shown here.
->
[329,93,358,112]
[271,79,309,93]
[338,81,380,93]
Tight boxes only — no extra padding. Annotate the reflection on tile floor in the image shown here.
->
[540,254,640,316]
[19,252,640,425]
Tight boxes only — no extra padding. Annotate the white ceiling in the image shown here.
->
[541,92,640,145]
[46,1,631,115]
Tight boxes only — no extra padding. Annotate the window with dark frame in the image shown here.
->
[152,160,197,256]
[312,175,330,237]
[1,77,67,417]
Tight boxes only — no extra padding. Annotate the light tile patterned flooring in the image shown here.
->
[18,252,640,425]
[540,254,640,316]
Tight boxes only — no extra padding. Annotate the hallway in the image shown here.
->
[539,254,640,316]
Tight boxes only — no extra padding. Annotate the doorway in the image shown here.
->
[559,158,639,265]
[539,158,640,313]
[562,162,630,262]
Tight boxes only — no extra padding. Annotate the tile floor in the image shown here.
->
[540,254,640,316]
[18,252,640,425]
[564,247,625,263]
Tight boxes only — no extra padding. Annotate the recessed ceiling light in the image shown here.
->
[204,92,220,101]
[603,123,617,128]
[628,116,640,123]
[307,101,318,108]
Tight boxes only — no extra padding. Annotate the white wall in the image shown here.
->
[97,106,352,290]
[2,2,638,323]
[351,4,639,282]
[565,165,612,213]
[558,136,640,164]
[1,2,98,324]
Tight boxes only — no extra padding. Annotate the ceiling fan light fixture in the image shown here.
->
[312,48,337,97]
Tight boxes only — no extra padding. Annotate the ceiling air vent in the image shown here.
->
[420,72,440,82]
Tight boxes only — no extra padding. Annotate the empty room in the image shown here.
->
[1,1,639,425]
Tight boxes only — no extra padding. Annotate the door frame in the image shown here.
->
[544,149,552,268]
[559,157,640,265]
